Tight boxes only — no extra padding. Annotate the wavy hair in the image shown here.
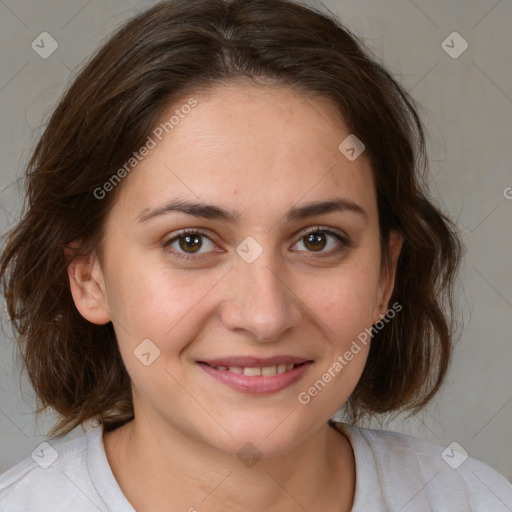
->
[0,0,462,437]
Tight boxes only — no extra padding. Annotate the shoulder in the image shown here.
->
[334,422,512,512]
[0,424,108,512]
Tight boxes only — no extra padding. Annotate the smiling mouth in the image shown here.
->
[197,358,313,394]
[200,362,304,377]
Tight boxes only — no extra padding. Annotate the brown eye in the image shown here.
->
[303,232,327,252]
[164,230,217,260]
[292,227,350,255]
[178,234,203,253]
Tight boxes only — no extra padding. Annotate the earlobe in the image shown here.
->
[67,250,111,325]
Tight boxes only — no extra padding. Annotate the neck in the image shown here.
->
[104,415,355,512]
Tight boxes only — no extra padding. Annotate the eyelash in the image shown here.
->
[162,226,352,261]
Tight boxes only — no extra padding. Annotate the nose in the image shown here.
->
[219,247,303,343]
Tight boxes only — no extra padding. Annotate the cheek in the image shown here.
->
[291,255,380,397]
[295,268,376,413]
[299,257,382,339]
[104,263,221,393]
[104,254,224,350]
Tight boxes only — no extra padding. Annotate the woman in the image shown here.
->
[1,0,511,510]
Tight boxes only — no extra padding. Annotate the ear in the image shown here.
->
[66,247,111,325]
[374,230,403,323]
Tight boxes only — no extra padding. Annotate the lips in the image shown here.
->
[199,355,310,368]
[197,356,313,394]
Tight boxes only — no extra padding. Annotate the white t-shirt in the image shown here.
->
[1,421,512,511]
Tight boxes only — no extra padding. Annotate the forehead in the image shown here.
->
[112,82,377,225]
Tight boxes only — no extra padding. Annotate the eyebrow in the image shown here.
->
[137,197,368,224]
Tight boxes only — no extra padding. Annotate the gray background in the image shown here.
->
[0,0,511,483]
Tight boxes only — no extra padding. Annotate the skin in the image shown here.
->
[68,82,402,512]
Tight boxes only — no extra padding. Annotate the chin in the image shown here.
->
[198,415,316,460]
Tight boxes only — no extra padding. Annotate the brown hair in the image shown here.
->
[0,0,462,438]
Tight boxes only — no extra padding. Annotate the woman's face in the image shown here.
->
[73,82,401,456]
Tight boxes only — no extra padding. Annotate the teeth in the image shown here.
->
[243,367,261,376]
[213,364,298,376]
[261,365,277,376]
